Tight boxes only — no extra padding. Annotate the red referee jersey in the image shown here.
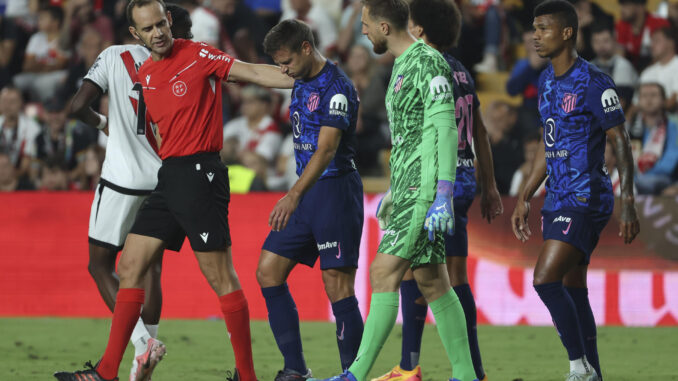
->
[138,39,235,159]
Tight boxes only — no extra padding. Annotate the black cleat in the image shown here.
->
[226,369,240,381]
[274,368,312,381]
[53,361,118,381]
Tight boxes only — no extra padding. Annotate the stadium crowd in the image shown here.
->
[1,0,678,194]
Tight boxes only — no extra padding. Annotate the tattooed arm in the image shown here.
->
[606,124,640,244]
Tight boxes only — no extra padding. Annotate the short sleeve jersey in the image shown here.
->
[538,57,625,214]
[443,52,480,200]
[84,44,160,190]
[289,60,359,179]
[385,40,455,203]
[138,39,234,159]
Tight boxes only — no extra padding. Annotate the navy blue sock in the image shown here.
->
[566,287,601,379]
[453,284,485,380]
[399,279,427,371]
[331,296,364,371]
[534,282,585,361]
[261,284,307,373]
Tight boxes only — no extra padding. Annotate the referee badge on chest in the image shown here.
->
[307,92,320,112]
[561,92,577,113]
[172,80,187,97]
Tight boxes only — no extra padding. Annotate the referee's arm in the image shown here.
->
[227,60,295,89]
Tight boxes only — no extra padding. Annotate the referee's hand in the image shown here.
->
[269,193,301,231]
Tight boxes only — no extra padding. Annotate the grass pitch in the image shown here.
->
[1,318,676,380]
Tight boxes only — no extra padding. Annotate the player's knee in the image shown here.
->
[256,264,280,288]
[369,263,398,292]
[322,270,354,302]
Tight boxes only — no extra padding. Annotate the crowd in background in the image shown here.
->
[2,0,678,195]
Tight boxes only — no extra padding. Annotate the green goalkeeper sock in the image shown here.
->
[348,292,399,381]
[430,288,477,381]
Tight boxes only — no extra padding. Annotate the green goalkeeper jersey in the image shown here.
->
[385,40,457,203]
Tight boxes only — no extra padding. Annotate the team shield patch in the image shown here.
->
[561,93,577,113]
[393,75,404,93]
[307,92,320,112]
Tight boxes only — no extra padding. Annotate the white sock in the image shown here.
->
[570,356,592,374]
[145,323,158,339]
[130,317,152,356]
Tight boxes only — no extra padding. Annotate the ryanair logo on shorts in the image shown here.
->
[199,48,231,63]
[317,241,339,250]
[429,76,453,101]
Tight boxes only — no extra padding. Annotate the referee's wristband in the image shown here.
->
[95,113,107,131]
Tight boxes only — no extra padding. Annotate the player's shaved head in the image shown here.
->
[409,0,461,50]
[361,0,409,31]
[534,0,578,44]
[127,0,167,27]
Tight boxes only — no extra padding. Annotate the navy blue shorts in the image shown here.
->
[262,171,364,270]
[444,197,473,257]
[541,209,611,264]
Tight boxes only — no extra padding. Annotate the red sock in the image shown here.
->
[97,288,145,380]
[220,290,256,381]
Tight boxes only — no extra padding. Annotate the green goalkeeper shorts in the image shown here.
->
[377,198,446,267]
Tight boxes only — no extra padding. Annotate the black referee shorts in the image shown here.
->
[130,152,231,252]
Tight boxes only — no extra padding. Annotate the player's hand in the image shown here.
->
[424,180,455,241]
[376,188,393,230]
[269,192,300,232]
[511,200,531,242]
[480,187,503,223]
[619,200,640,244]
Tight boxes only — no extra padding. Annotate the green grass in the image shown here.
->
[1,318,676,380]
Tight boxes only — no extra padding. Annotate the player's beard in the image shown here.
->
[371,37,387,55]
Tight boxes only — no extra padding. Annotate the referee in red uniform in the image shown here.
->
[54,1,293,381]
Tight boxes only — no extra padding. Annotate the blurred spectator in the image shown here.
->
[473,0,504,73]
[13,5,70,102]
[591,23,638,106]
[57,27,104,102]
[39,156,70,191]
[506,30,546,135]
[616,0,670,71]
[344,44,389,175]
[61,0,114,50]
[0,149,35,191]
[571,0,614,61]
[0,14,26,89]
[220,85,282,187]
[604,138,625,196]
[210,0,268,62]
[34,97,96,178]
[269,133,297,191]
[630,82,678,194]
[177,0,219,46]
[337,0,374,58]
[485,100,523,194]
[509,131,544,196]
[0,85,39,179]
[639,27,678,112]
[657,0,678,30]
[281,0,337,54]
[244,0,282,30]
[72,143,104,190]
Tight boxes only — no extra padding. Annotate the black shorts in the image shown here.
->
[130,152,231,252]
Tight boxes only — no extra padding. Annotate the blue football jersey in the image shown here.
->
[538,57,625,214]
[443,53,480,200]
[289,61,359,179]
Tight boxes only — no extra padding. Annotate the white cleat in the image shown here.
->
[565,369,599,381]
[130,337,166,381]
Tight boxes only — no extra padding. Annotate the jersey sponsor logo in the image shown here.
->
[172,80,187,97]
[545,149,569,158]
[145,74,151,85]
[292,111,302,138]
[458,158,474,167]
[393,74,404,93]
[200,232,209,243]
[601,88,621,113]
[545,118,556,148]
[429,76,453,101]
[561,93,577,114]
[207,172,214,182]
[294,142,313,151]
[329,93,348,117]
[307,92,320,112]
[317,241,339,250]
[199,48,231,62]
[553,215,572,223]
[562,220,573,235]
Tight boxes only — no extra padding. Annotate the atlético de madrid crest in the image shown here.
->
[307,92,320,112]
[561,92,577,113]
[394,75,404,93]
